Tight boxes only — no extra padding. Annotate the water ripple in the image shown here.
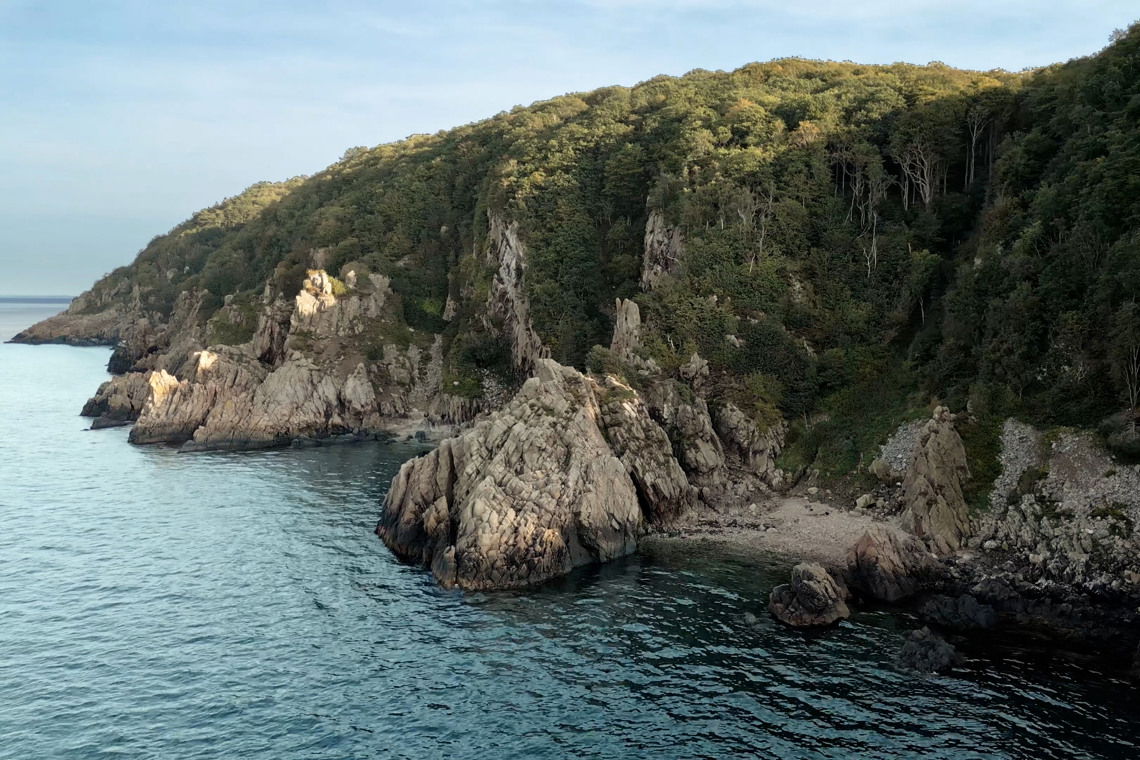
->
[1,334,1139,759]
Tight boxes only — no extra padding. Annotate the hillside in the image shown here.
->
[15,24,1140,480]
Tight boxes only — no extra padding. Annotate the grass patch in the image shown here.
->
[776,357,926,481]
[959,414,1004,513]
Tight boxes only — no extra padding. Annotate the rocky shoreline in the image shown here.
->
[15,255,1140,678]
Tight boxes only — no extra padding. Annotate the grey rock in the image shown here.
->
[900,406,971,555]
[769,563,850,627]
[919,594,997,631]
[377,359,696,590]
[847,525,938,602]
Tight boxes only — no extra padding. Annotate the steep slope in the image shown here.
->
[12,25,1140,473]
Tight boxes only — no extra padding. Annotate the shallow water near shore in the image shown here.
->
[2,303,1139,759]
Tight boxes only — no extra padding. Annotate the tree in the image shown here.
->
[1111,302,1140,424]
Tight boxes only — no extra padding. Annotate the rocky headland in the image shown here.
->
[13,33,1140,679]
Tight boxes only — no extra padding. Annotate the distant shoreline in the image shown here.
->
[0,296,73,303]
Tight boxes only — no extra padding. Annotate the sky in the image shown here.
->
[1,1,1136,296]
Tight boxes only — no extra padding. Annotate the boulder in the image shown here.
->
[377,359,695,590]
[769,563,850,627]
[900,406,971,554]
[847,525,938,602]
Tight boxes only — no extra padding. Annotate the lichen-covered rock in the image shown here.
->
[378,359,695,589]
[847,525,938,602]
[900,407,971,554]
[769,563,850,627]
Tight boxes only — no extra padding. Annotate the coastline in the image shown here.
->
[644,494,882,571]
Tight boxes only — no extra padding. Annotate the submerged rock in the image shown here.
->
[769,562,850,627]
[377,359,695,590]
[897,627,961,673]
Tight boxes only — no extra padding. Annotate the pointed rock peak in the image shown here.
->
[901,406,971,555]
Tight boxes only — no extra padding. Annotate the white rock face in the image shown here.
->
[378,359,696,589]
[485,214,548,371]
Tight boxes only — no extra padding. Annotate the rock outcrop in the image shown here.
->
[73,267,485,450]
[19,208,556,451]
[900,407,971,554]
[485,214,548,372]
[10,282,138,346]
[714,402,786,488]
[641,209,684,290]
[769,562,851,627]
[378,359,696,589]
[81,371,156,428]
[918,594,996,631]
[974,423,1140,589]
[847,525,938,602]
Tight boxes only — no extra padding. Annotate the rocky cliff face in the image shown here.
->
[485,214,549,372]
[12,280,139,346]
[115,270,481,450]
[900,406,971,554]
[19,211,556,450]
[641,210,684,291]
[378,359,696,589]
[609,299,786,495]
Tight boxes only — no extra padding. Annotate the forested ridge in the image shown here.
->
[69,23,1140,484]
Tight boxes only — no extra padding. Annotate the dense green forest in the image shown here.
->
[75,23,1140,480]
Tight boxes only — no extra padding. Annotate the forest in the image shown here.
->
[73,22,1140,486]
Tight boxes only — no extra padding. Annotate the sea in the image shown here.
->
[1,297,1138,759]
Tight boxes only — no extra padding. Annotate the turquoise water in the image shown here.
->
[2,301,1139,759]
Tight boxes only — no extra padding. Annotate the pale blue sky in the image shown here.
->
[1,0,1135,295]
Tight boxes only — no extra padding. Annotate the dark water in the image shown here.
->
[2,302,1139,759]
